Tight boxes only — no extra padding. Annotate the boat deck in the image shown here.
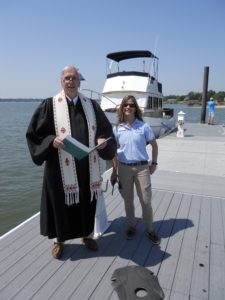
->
[1,123,225,299]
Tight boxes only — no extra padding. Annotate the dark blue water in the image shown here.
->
[0,101,224,236]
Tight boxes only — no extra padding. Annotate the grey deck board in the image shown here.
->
[209,243,225,300]
[0,214,39,251]
[157,194,192,291]
[170,194,201,297]
[1,123,225,300]
[190,196,211,299]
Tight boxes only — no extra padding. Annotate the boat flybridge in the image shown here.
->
[100,50,175,138]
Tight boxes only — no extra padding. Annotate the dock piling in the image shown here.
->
[201,66,209,124]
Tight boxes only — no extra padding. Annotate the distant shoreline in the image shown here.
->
[1,99,225,108]
[0,99,42,102]
[164,102,225,108]
[214,105,225,108]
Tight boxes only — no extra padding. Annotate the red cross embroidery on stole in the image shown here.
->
[61,127,66,134]
[65,158,70,166]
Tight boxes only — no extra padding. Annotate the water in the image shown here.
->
[0,102,43,236]
[164,103,225,124]
[0,101,225,236]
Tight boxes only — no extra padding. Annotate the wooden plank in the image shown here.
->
[209,197,225,299]
[30,244,88,299]
[157,193,192,291]
[209,243,225,299]
[211,197,224,246]
[170,194,201,297]
[0,232,44,278]
[0,213,39,251]
[0,237,49,298]
[222,199,225,244]
[189,197,211,299]
[169,290,190,300]
[209,199,225,299]
[14,242,93,300]
[0,223,39,266]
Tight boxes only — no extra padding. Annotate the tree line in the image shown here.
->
[164,90,225,104]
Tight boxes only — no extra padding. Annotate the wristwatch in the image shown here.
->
[152,161,158,165]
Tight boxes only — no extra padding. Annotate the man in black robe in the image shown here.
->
[26,66,116,259]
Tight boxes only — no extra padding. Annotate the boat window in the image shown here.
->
[147,96,153,109]
[159,98,162,108]
[153,97,158,109]
[158,82,162,93]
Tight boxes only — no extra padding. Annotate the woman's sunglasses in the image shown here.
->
[123,103,135,108]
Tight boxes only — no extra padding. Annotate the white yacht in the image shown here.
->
[100,50,175,138]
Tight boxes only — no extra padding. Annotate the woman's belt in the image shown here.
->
[119,160,148,166]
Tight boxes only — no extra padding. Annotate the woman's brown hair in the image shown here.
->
[116,95,143,125]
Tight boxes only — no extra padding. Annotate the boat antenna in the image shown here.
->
[142,60,145,72]
[151,36,159,78]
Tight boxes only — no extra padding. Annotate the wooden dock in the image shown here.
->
[1,123,225,299]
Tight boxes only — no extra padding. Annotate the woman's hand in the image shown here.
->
[110,168,118,186]
[149,164,157,175]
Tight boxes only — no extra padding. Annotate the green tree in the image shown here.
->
[207,90,216,99]
[214,91,225,100]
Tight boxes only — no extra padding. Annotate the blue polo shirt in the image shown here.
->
[113,119,155,163]
[208,100,215,113]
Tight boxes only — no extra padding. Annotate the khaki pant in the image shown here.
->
[118,163,153,227]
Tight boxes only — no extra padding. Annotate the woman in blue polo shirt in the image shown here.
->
[111,95,161,244]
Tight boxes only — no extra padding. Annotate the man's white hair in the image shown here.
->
[61,65,79,79]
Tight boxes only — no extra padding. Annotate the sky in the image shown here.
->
[0,0,224,98]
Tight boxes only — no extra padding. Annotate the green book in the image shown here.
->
[63,135,112,160]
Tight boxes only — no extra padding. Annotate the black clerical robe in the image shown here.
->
[26,97,116,242]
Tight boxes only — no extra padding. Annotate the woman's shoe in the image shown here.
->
[125,226,136,240]
[146,231,161,245]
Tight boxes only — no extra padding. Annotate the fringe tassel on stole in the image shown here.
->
[65,191,79,206]
[65,189,101,206]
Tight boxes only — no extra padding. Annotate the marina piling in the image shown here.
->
[201,66,209,123]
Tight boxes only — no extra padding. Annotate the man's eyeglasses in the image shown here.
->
[123,103,135,108]
[64,76,79,82]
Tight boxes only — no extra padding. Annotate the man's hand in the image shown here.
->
[149,165,157,175]
[97,138,107,150]
[53,137,64,149]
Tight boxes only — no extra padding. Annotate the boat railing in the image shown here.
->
[144,110,163,118]
[143,108,174,119]
[82,89,119,108]
[107,71,150,79]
